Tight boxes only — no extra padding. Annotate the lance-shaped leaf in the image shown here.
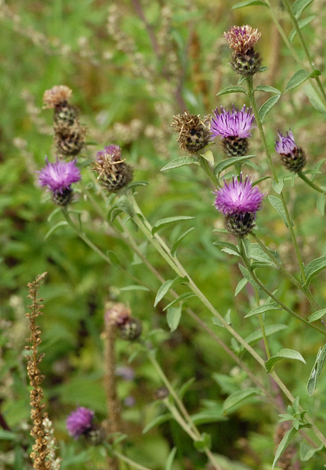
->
[161,156,199,171]
[304,256,326,285]
[292,0,314,19]
[268,195,293,228]
[307,344,326,396]
[244,303,280,318]
[259,95,281,123]
[152,216,195,235]
[163,292,196,311]
[167,306,182,332]
[223,388,262,414]
[171,227,195,257]
[154,276,187,306]
[265,349,305,373]
[165,447,177,470]
[216,86,247,96]
[273,427,298,469]
[214,155,255,175]
[232,0,267,7]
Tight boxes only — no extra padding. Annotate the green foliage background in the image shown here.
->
[1,0,326,468]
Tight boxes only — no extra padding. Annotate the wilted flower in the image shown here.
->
[224,25,261,53]
[275,130,306,173]
[213,175,264,236]
[55,124,86,156]
[66,407,94,440]
[211,105,255,157]
[43,85,72,109]
[224,25,262,76]
[38,157,81,206]
[171,111,211,154]
[93,145,133,193]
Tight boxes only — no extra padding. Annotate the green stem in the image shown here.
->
[246,76,307,282]
[113,451,153,470]
[298,171,326,194]
[254,286,271,359]
[250,233,320,311]
[281,0,326,104]
[197,155,220,188]
[239,239,326,336]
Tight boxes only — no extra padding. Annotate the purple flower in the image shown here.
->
[224,25,261,53]
[66,407,94,440]
[214,175,264,216]
[211,106,255,140]
[38,157,81,193]
[275,130,297,155]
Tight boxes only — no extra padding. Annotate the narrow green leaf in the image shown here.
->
[116,195,136,218]
[154,276,186,307]
[200,149,214,165]
[238,264,260,289]
[292,0,314,18]
[316,193,326,215]
[152,216,195,235]
[273,428,297,469]
[244,303,280,318]
[191,410,227,425]
[300,442,323,461]
[47,207,61,222]
[128,181,150,190]
[289,15,315,42]
[272,179,284,194]
[171,227,195,257]
[250,243,280,265]
[268,195,293,227]
[44,221,68,240]
[258,95,281,123]
[255,85,281,94]
[167,306,182,332]
[235,278,248,296]
[307,344,326,396]
[165,447,177,470]
[303,83,326,115]
[0,430,17,440]
[308,308,326,323]
[252,176,271,186]
[142,414,172,434]
[232,0,267,8]
[120,285,150,292]
[221,247,240,257]
[213,241,239,252]
[304,256,326,285]
[214,155,255,174]
[108,206,123,222]
[212,310,232,328]
[107,250,120,266]
[178,377,195,399]
[285,69,309,92]
[265,349,306,372]
[223,388,261,413]
[161,156,199,171]
[216,86,247,96]
[163,293,196,311]
[245,325,287,345]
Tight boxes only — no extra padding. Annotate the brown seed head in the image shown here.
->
[92,145,133,193]
[224,25,261,53]
[43,85,73,109]
[171,111,211,154]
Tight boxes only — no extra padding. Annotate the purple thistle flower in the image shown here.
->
[38,157,81,193]
[66,407,94,440]
[214,175,264,216]
[275,130,296,155]
[211,105,255,140]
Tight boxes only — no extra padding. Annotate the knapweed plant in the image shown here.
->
[3,1,326,469]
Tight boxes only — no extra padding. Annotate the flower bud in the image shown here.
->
[93,145,133,193]
[171,111,211,154]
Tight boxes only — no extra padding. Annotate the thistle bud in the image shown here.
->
[275,130,306,173]
[92,145,133,193]
[105,303,142,341]
[118,318,142,341]
[171,111,211,154]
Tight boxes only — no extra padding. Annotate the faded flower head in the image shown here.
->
[105,303,142,341]
[66,407,94,440]
[211,105,255,139]
[224,25,261,53]
[275,130,306,172]
[93,145,133,193]
[38,157,81,206]
[214,175,264,236]
[43,85,72,109]
[171,111,211,154]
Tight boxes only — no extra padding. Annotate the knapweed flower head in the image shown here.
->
[214,175,264,236]
[55,124,86,156]
[43,85,72,109]
[93,145,133,193]
[224,25,261,53]
[224,25,262,76]
[38,157,81,206]
[275,130,306,172]
[66,407,94,440]
[105,303,142,341]
[211,106,255,158]
[171,111,211,154]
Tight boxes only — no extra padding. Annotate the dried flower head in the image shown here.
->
[38,157,81,206]
[92,145,133,193]
[43,86,73,109]
[66,407,94,440]
[224,25,261,53]
[54,124,86,156]
[213,175,264,236]
[171,111,211,154]
[25,273,50,469]
[105,303,142,341]
[211,105,255,158]
[275,130,306,173]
